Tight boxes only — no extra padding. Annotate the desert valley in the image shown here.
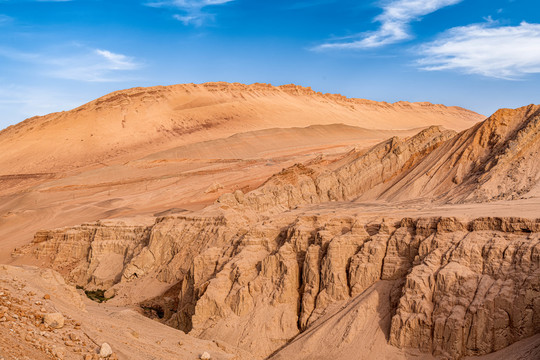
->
[0,82,538,360]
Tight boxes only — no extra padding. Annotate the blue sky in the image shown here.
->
[0,0,539,129]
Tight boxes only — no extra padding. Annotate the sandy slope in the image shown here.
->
[269,278,540,360]
[0,264,250,360]
[371,104,540,203]
[0,123,423,262]
[0,82,483,175]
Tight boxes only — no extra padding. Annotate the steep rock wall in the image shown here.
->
[32,221,151,289]
[26,213,540,359]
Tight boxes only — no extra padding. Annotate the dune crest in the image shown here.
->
[0,82,483,174]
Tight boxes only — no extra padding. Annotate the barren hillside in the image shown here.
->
[0,82,483,175]
[217,104,540,211]
[1,84,538,360]
[8,102,538,360]
[0,83,483,261]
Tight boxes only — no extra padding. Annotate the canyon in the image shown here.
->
[0,83,538,360]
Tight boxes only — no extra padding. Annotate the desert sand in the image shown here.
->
[1,83,538,360]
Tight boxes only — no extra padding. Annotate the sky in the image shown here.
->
[0,0,539,129]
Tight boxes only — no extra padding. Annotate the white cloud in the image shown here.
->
[0,14,12,25]
[316,0,463,50]
[0,46,141,82]
[145,0,234,26]
[95,49,139,71]
[418,21,540,79]
[49,48,141,82]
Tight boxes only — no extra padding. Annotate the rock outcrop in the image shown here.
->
[43,312,65,329]
[170,215,539,359]
[29,214,249,300]
[217,126,455,212]
[377,104,540,203]
[26,212,540,359]
[32,220,152,289]
[389,217,540,358]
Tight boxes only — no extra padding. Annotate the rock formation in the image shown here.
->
[32,220,152,289]
[217,125,455,212]
[378,104,540,203]
[219,104,540,211]
[3,84,538,360]
[25,211,540,359]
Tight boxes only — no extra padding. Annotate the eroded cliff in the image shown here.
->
[26,212,540,359]
[217,125,455,212]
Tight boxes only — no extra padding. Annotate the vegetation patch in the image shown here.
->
[76,286,113,303]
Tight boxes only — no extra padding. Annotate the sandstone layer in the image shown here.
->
[377,104,540,203]
[26,210,540,359]
[217,125,456,212]
[2,84,538,360]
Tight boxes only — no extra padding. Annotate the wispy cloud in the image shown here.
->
[0,46,141,82]
[145,0,234,26]
[48,48,141,82]
[316,0,463,50]
[0,14,13,25]
[172,13,209,26]
[94,49,139,71]
[418,21,540,79]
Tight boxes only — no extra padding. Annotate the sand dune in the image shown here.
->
[0,82,483,175]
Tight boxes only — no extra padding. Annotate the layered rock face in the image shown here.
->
[28,213,540,359]
[122,214,246,284]
[29,215,248,291]
[379,104,540,203]
[218,126,455,212]
[31,220,152,289]
[174,215,539,359]
[389,217,540,358]
[218,105,539,211]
